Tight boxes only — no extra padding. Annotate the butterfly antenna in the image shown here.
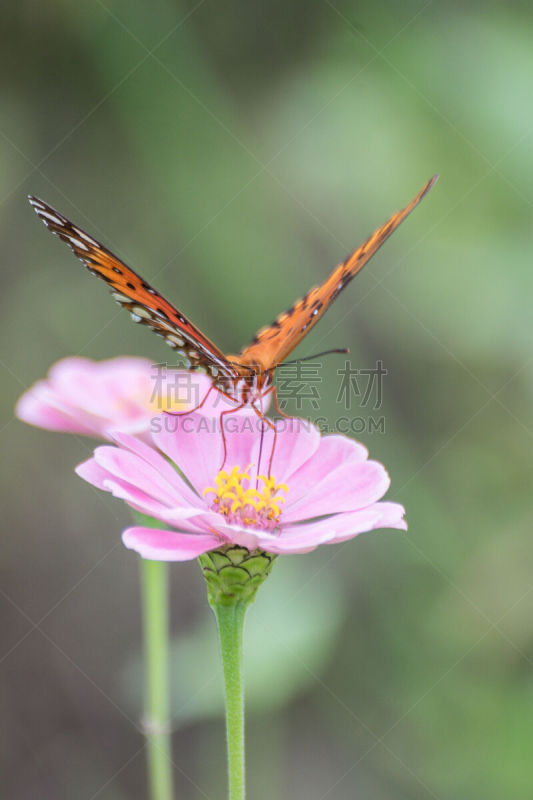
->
[275,348,349,369]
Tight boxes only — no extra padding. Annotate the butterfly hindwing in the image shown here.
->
[29,196,238,382]
[241,175,438,369]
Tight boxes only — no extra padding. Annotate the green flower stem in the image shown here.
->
[213,600,249,800]
[198,546,277,800]
[141,558,173,800]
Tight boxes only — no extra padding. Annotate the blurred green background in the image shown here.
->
[2,1,533,798]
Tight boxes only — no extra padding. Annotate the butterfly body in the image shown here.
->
[29,175,437,413]
[227,363,272,406]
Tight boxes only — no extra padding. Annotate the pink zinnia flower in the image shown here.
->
[75,411,406,560]
[15,356,217,439]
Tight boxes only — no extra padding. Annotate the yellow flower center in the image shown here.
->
[203,466,288,530]
[148,394,188,413]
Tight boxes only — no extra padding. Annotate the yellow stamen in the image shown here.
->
[203,465,289,529]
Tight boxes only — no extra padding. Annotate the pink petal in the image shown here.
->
[152,408,302,493]
[75,457,112,490]
[91,449,215,529]
[148,371,217,416]
[268,418,321,480]
[16,357,160,439]
[76,456,175,518]
[109,431,200,506]
[16,382,96,435]
[152,412,224,494]
[260,502,406,554]
[197,519,265,551]
[217,414,314,483]
[284,459,391,521]
[100,478,182,519]
[49,357,151,412]
[221,412,265,474]
[323,502,407,543]
[364,501,408,534]
[218,415,321,483]
[75,455,205,522]
[284,433,369,504]
[290,433,367,479]
[93,447,178,506]
[122,527,220,561]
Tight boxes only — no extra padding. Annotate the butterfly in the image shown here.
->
[29,175,437,417]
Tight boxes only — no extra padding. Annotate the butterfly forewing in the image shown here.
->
[241,175,438,369]
[29,177,436,400]
[28,196,239,383]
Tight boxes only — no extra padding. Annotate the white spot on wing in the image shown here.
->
[68,236,89,252]
[111,292,130,303]
[74,228,99,246]
[36,209,63,225]
[155,320,175,333]
[131,305,152,320]
[167,334,185,347]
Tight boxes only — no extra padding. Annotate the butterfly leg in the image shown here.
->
[164,382,243,420]
[164,383,216,417]
[250,402,278,478]
[255,384,292,422]
[218,402,247,470]
[271,385,293,420]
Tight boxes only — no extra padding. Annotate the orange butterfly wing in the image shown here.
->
[240,175,438,370]
[29,196,239,383]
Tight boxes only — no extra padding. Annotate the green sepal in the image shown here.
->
[198,545,277,606]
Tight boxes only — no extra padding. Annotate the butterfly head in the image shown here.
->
[225,355,273,404]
